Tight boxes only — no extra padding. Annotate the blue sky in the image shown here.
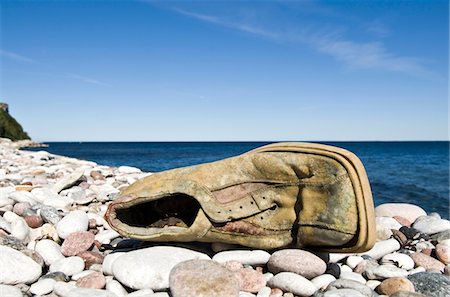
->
[0,0,448,141]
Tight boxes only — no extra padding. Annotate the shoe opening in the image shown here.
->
[115,194,201,228]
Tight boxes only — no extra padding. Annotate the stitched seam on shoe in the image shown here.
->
[298,223,356,235]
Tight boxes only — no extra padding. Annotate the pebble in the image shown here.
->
[9,191,37,206]
[359,239,400,260]
[377,277,415,295]
[36,204,61,225]
[390,292,427,297]
[431,229,450,242]
[256,286,271,297]
[10,219,30,241]
[310,274,336,290]
[29,278,56,295]
[393,216,412,227]
[77,250,104,268]
[375,203,426,222]
[376,217,403,240]
[407,272,450,297]
[0,216,12,233]
[76,271,106,289]
[412,216,450,235]
[380,253,415,270]
[50,256,85,276]
[235,267,267,293]
[41,271,70,282]
[436,243,450,264]
[35,239,65,265]
[95,229,120,244]
[126,288,155,297]
[267,272,317,297]
[24,214,44,228]
[346,256,364,269]
[327,279,374,297]
[105,279,128,297]
[213,250,271,266]
[0,284,23,297]
[365,265,409,280]
[118,166,141,174]
[52,169,85,193]
[60,231,95,256]
[365,280,381,290]
[339,271,366,284]
[56,210,89,239]
[410,252,446,272]
[102,252,125,276]
[325,263,341,278]
[112,246,210,290]
[169,259,240,297]
[267,249,326,279]
[66,287,118,297]
[0,246,42,284]
[323,289,366,297]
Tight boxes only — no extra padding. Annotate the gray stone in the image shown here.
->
[431,230,450,243]
[407,272,450,297]
[268,272,317,297]
[0,245,42,284]
[169,259,239,297]
[33,204,61,225]
[112,246,210,290]
[365,265,408,280]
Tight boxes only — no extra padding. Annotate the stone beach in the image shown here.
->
[0,137,449,297]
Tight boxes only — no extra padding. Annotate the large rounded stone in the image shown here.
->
[407,272,450,297]
[377,277,415,295]
[61,231,95,256]
[169,259,239,297]
[375,204,426,222]
[112,246,210,290]
[56,210,89,239]
[0,245,42,284]
[267,249,326,279]
[267,272,317,297]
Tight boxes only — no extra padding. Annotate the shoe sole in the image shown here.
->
[249,142,376,252]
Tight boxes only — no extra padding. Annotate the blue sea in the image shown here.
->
[27,142,449,218]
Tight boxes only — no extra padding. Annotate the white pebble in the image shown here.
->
[35,239,65,265]
[54,281,77,296]
[0,284,23,297]
[267,272,317,296]
[95,229,120,244]
[358,239,400,260]
[29,278,56,295]
[311,274,336,290]
[126,288,155,297]
[71,270,95,281]
[256,286,271,297]
[408,267,426,275]
[9,191,37,205]
[212,250,271,266]
[365,280,381,290]
[10,219,30,241]
[102,252,126,276]
[50,256,85,276]
[339,271,366,284]
[380,253,415,270]
[339,264,353,273]
[346,256,364,269]
[106,279,128,297]
[56,210,89,239]
[240,292,256,297]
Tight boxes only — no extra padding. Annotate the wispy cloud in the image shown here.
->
[0,49,36,63]
[67,74,110,86]
[173,8,431,76]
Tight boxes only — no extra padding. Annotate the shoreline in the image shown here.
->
[0,138,449,297]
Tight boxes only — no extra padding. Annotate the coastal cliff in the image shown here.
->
[0,103,31,141]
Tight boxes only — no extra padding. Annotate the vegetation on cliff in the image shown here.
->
[0,108,30,140]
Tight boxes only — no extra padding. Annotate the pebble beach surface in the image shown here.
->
[0,138,449,297]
